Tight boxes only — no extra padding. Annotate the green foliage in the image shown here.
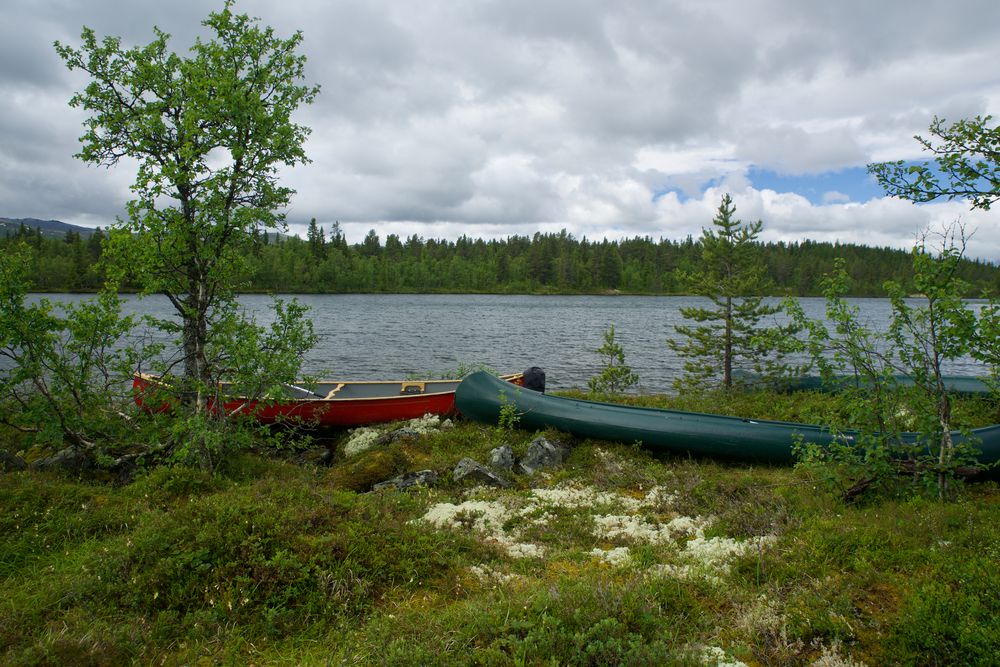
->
[5,419,1000,664]
[109,480,451,631]
[497,390,522,432]
[0,244,153,455]
[357,574,707,666]
[786,230,990,501]
[868,115,1000,211]
[865,115,1000,497]
[0,461,475,663]
[53,2,321,469]
[205,297,319,404]
[884,228,983,498]
[884,558,1000,665]
[55,2,319,423]
[588,324,640,394]
[793,432,903,501]
[669,194,799,389]
[8,223,1000,297]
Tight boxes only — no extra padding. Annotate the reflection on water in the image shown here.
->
[16,293,990,393]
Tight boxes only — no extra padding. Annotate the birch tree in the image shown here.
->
[56,2,319,409]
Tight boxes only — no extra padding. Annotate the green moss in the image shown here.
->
[3,417,1000,665]
[327,447,411,492]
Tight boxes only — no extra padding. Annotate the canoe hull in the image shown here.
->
[134,373,524,427]
[455,371,1000,465]
[761,373,992,396]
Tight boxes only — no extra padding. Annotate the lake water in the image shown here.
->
[19,293,990,393]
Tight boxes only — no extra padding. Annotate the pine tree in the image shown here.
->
[668,194,794,389]
[307,218,326,259]
[589,324,639,393]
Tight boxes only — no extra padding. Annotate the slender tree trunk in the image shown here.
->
[181,280,212,410]
[724,295,733,388]
[181,288,214,471]
[936,367,953,501]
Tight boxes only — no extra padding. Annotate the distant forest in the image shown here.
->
[4,220,999,297]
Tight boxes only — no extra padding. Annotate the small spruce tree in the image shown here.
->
[669,194,794,389]
[589,324,639,394]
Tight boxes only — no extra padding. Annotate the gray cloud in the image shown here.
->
[3,0,1000,259]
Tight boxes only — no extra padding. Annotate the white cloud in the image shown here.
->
[822,191,851,204]
[736,124,867,175]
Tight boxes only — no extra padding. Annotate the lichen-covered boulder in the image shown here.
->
[31,447,94,474]
[454,457,511,487]
[519,436,569,475]
[0,450,28,472]
[489,444,514,471]
[329,449,409,492]
[372,469,438,491]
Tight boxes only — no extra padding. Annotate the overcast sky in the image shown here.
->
[3,0,1000,258]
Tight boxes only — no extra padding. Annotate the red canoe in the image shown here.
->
[133,373,524,427]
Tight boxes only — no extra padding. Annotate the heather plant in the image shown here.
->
[5,413,1000,664]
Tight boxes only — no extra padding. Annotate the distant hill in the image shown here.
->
[0,217,101,239]
[0,217,289,242]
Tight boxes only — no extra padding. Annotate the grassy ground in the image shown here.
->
[2,391,1000,665]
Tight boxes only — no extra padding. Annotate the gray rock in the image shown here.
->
[31,447,93,473]
[489,444,514,471]
[454,457,511,487]
[109,454,140,486]
[386,428,422,443]
[372,469,438,491]
[296,447,334,466]
[0,450,27,472]
[519,436,569,475]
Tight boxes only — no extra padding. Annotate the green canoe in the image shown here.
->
[735,372,993,396]
[455,371,1000,465]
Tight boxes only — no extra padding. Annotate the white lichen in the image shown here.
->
[649,535,776,583]
[810,640,868,667]
[506,542,546,559]
[418,482,770,572]
[420,500,510,535]
[406,413,443,434]
[592,513,711,545]
[343,413,451,457]
[342,428,382,457]
[418,499,542,558]
[591,546,632,566]
[683,535,775,569]
[642,485,677,507]
[532,486,642,511]
[699,645,748,667]
[468,564,518,584]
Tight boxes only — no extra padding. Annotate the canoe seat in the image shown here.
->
[400,381,425,395]
[324,383,346,399]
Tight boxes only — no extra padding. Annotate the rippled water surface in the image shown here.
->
[22,293,991,392]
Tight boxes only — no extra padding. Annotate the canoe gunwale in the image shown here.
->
[134,372,524,404]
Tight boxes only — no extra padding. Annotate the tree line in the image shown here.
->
[5,219,998,296]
